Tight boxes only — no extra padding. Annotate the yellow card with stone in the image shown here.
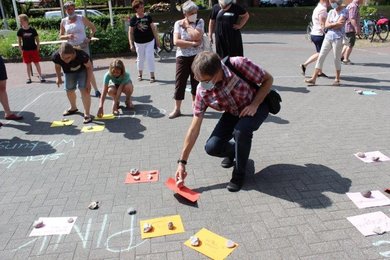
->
[50,119,74,127]
[184,228,238,260]
[81,125,105,133]
[95,114,115,120]
[140,215,184,239]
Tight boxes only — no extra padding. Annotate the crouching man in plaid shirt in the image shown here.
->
[175,51,273,192]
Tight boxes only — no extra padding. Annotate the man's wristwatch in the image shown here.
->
[177,159,187,165]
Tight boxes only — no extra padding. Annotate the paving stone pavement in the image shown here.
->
[1,32,390,260]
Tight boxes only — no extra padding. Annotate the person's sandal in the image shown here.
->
[150,77,156,83]
[26,79,32,84]
[137,75,142,81]
[168,110,181,119]
[63,108,78,116]
[318,72,328,78]
[300,64,306,76]
[83,116,93,124]
[113,110,119,116]
[5,114,23,120]
[332,81,341,86]
[304,79,316,86]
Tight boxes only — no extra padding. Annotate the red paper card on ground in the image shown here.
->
[125,170,159,184]
[165,178,200,202]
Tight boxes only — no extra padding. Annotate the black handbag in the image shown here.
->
[224,57,282,115]
[265,90,282,115]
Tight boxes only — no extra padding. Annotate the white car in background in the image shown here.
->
[44,9,104,19]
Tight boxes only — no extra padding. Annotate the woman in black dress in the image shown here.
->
[208,0,249,58]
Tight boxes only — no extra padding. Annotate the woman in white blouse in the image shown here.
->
[168,0,204,119]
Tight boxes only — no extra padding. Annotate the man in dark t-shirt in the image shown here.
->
[52,43,93,123]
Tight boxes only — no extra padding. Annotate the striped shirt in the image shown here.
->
[193,57,266,117]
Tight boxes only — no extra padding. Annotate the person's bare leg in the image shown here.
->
[169,100,182,118]
[305,68,320,85]
[26,63,32,81]
[34,62,44,78]
[66,90,78,111]
[0,80,12,115]
[91,72,98,91]
[343,46,353,61]
[123,83,134,108]
[335,70,341,83]
[79,88,91,117]
[303,53,319,67]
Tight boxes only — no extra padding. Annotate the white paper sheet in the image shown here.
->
[347,191,390,209]
[354,151,390,163]
[29,217,77,237]
[347,211,390,236]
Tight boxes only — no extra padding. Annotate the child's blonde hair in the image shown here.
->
[18,14,29,22]
[109,59,125,77]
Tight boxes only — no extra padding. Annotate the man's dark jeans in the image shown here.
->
[204,101,269,180]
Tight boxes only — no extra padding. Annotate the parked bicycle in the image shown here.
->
[161,20,175,53]
[359,15,389,42]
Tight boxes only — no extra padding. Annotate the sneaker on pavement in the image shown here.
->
[226,177,244,192]
[95,90,101,97]
[221,157,235,168]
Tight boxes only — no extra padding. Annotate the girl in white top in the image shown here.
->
[168,0,204,119]
[300,0,328,77]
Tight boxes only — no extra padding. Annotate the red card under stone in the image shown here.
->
[125,170,159,184]
[165,178,200,202]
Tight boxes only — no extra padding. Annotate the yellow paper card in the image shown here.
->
[50,119,74,127]
[81,125,105,133]
[95,114,115,120]
[184,228,238,260]
[140,215,184,239]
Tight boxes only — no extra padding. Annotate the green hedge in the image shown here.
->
[2,5,390,59]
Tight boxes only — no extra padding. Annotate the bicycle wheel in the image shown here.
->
[162,32,173,53]
[378,23,389,41]
[369,24,376,42]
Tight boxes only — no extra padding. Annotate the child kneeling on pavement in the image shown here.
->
[97,59,135,117]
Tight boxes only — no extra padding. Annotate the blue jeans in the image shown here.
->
[64,70,87,91]
[204,101,269,180]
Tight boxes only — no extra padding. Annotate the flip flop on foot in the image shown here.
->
[113,110,119,116]
[304,79,316,86]
[332,81,341,86]
[5,114,23,120]
[83,116,93,124]
[300,64,306,75]
[318,72,328,78]
[168,110,181,119]
[63,108,78,116]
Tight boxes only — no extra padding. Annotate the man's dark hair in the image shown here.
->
[191,51,222,80]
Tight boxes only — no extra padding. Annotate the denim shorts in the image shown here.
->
[64,70,87,91]
[311,34,325,53]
